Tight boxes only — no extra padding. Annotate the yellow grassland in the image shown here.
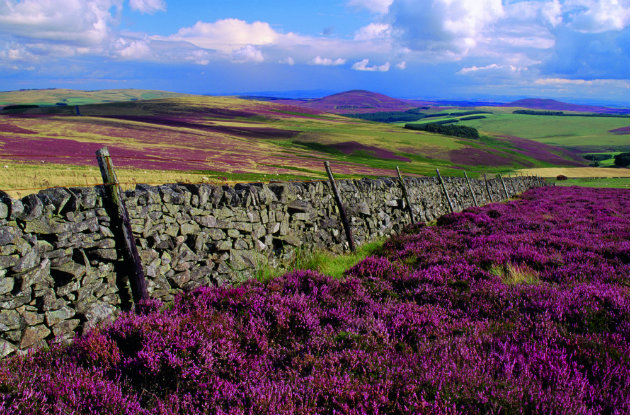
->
[0,89,187,106]
[516,167,629,178]
[0,163,305,199]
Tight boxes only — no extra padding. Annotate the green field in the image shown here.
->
[401,111,629,154]
[444,112,629,153]
[552,177,630,189]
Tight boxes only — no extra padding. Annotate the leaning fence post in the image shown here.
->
[484,173,493,203]
[464,171,478,207]
[324,161,356,252]
[436,168,454,213]
[96,147,149,306]
[498,174,510,200]
[507,174,518,195]
[396,166,416,224]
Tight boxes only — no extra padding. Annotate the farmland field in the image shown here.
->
[405,112,630,154]
[1,186,628,414]
[0,91,590,197]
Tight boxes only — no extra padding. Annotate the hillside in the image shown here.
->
[0,88,187,107]
[502,98,629,114]
[0,91,589,197]
[273,90,419,114]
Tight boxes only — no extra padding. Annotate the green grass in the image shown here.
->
[452,113,630,152]
[552,177,630,189]
[254,238,387,282]
[583,152,624,167]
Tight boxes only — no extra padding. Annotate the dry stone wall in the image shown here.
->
[0,175,542,357]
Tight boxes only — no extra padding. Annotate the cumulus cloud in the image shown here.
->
[352,58,390,71]
[231,45,264,63]
[354,23,391,40]
[564,0,630,33]
[310,56,346,66]
[0,0,120,46]
[348,0,393,14]
[164,19,278,53]
[116,38,151,59]
[396,60,406,69]
[387,0,504,55]
[129,0,166,14]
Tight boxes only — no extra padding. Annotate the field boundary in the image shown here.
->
[0,174,542,357]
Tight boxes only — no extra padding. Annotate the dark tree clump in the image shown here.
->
[613,152,630,167]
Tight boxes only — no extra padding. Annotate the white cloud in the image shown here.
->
[231,45,264,63]
[116,38,151,59]
[387,0,504,55]
[458,63,528,75]
[542,0,563,27]
[164,19,279,53]
[458,63,502,74]
[396,60,406,69]
[279,56,295,65]
[354,23,391,40]
[310,56,346,66]
[534,77,630,87]
[352,58,390,71]
[0,0,121,46]
[129,0,165,14]
[565,0,630,33]
[348,0,393,14]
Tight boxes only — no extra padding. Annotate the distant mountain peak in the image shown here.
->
[285,90,416,114]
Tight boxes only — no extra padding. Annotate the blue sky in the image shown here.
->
[1,0,629,105]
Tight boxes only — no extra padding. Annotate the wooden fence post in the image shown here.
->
[508,174,518,195]
[484,173,493,203]
[436,168,454,213]
[396,166,416,224]
[324,161,356,252]
[464,171,478,207]
[96,147,149,306]
[498,174,510,199]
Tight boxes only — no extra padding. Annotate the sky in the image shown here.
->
[0,0,629,105]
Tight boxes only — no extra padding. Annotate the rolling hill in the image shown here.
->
[272,90,422,114]
[0,90,591,197]
[0,88,188,107]
[501,98,630,115]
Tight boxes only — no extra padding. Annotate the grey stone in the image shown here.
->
[0,202,7,220]
[195,215,217,228]
[45,306,76,326]
[169,270,191,288]
[0,272,13,295]
[11,247,39,273]
[0,339,16,358]
[0,310,21,331]
[6,199,24,221]
[215,240,231,251]
[0,288,31,309]
[20,194,44,221]
[51,261,86,281]
[180,222,200,235]
[52,318,80,338]
[88,248,118,261]
[234,222,253,233]
[20,324,51,349]
[0,254,18,270]
[234,239,249,250]
[0,226,21,246]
